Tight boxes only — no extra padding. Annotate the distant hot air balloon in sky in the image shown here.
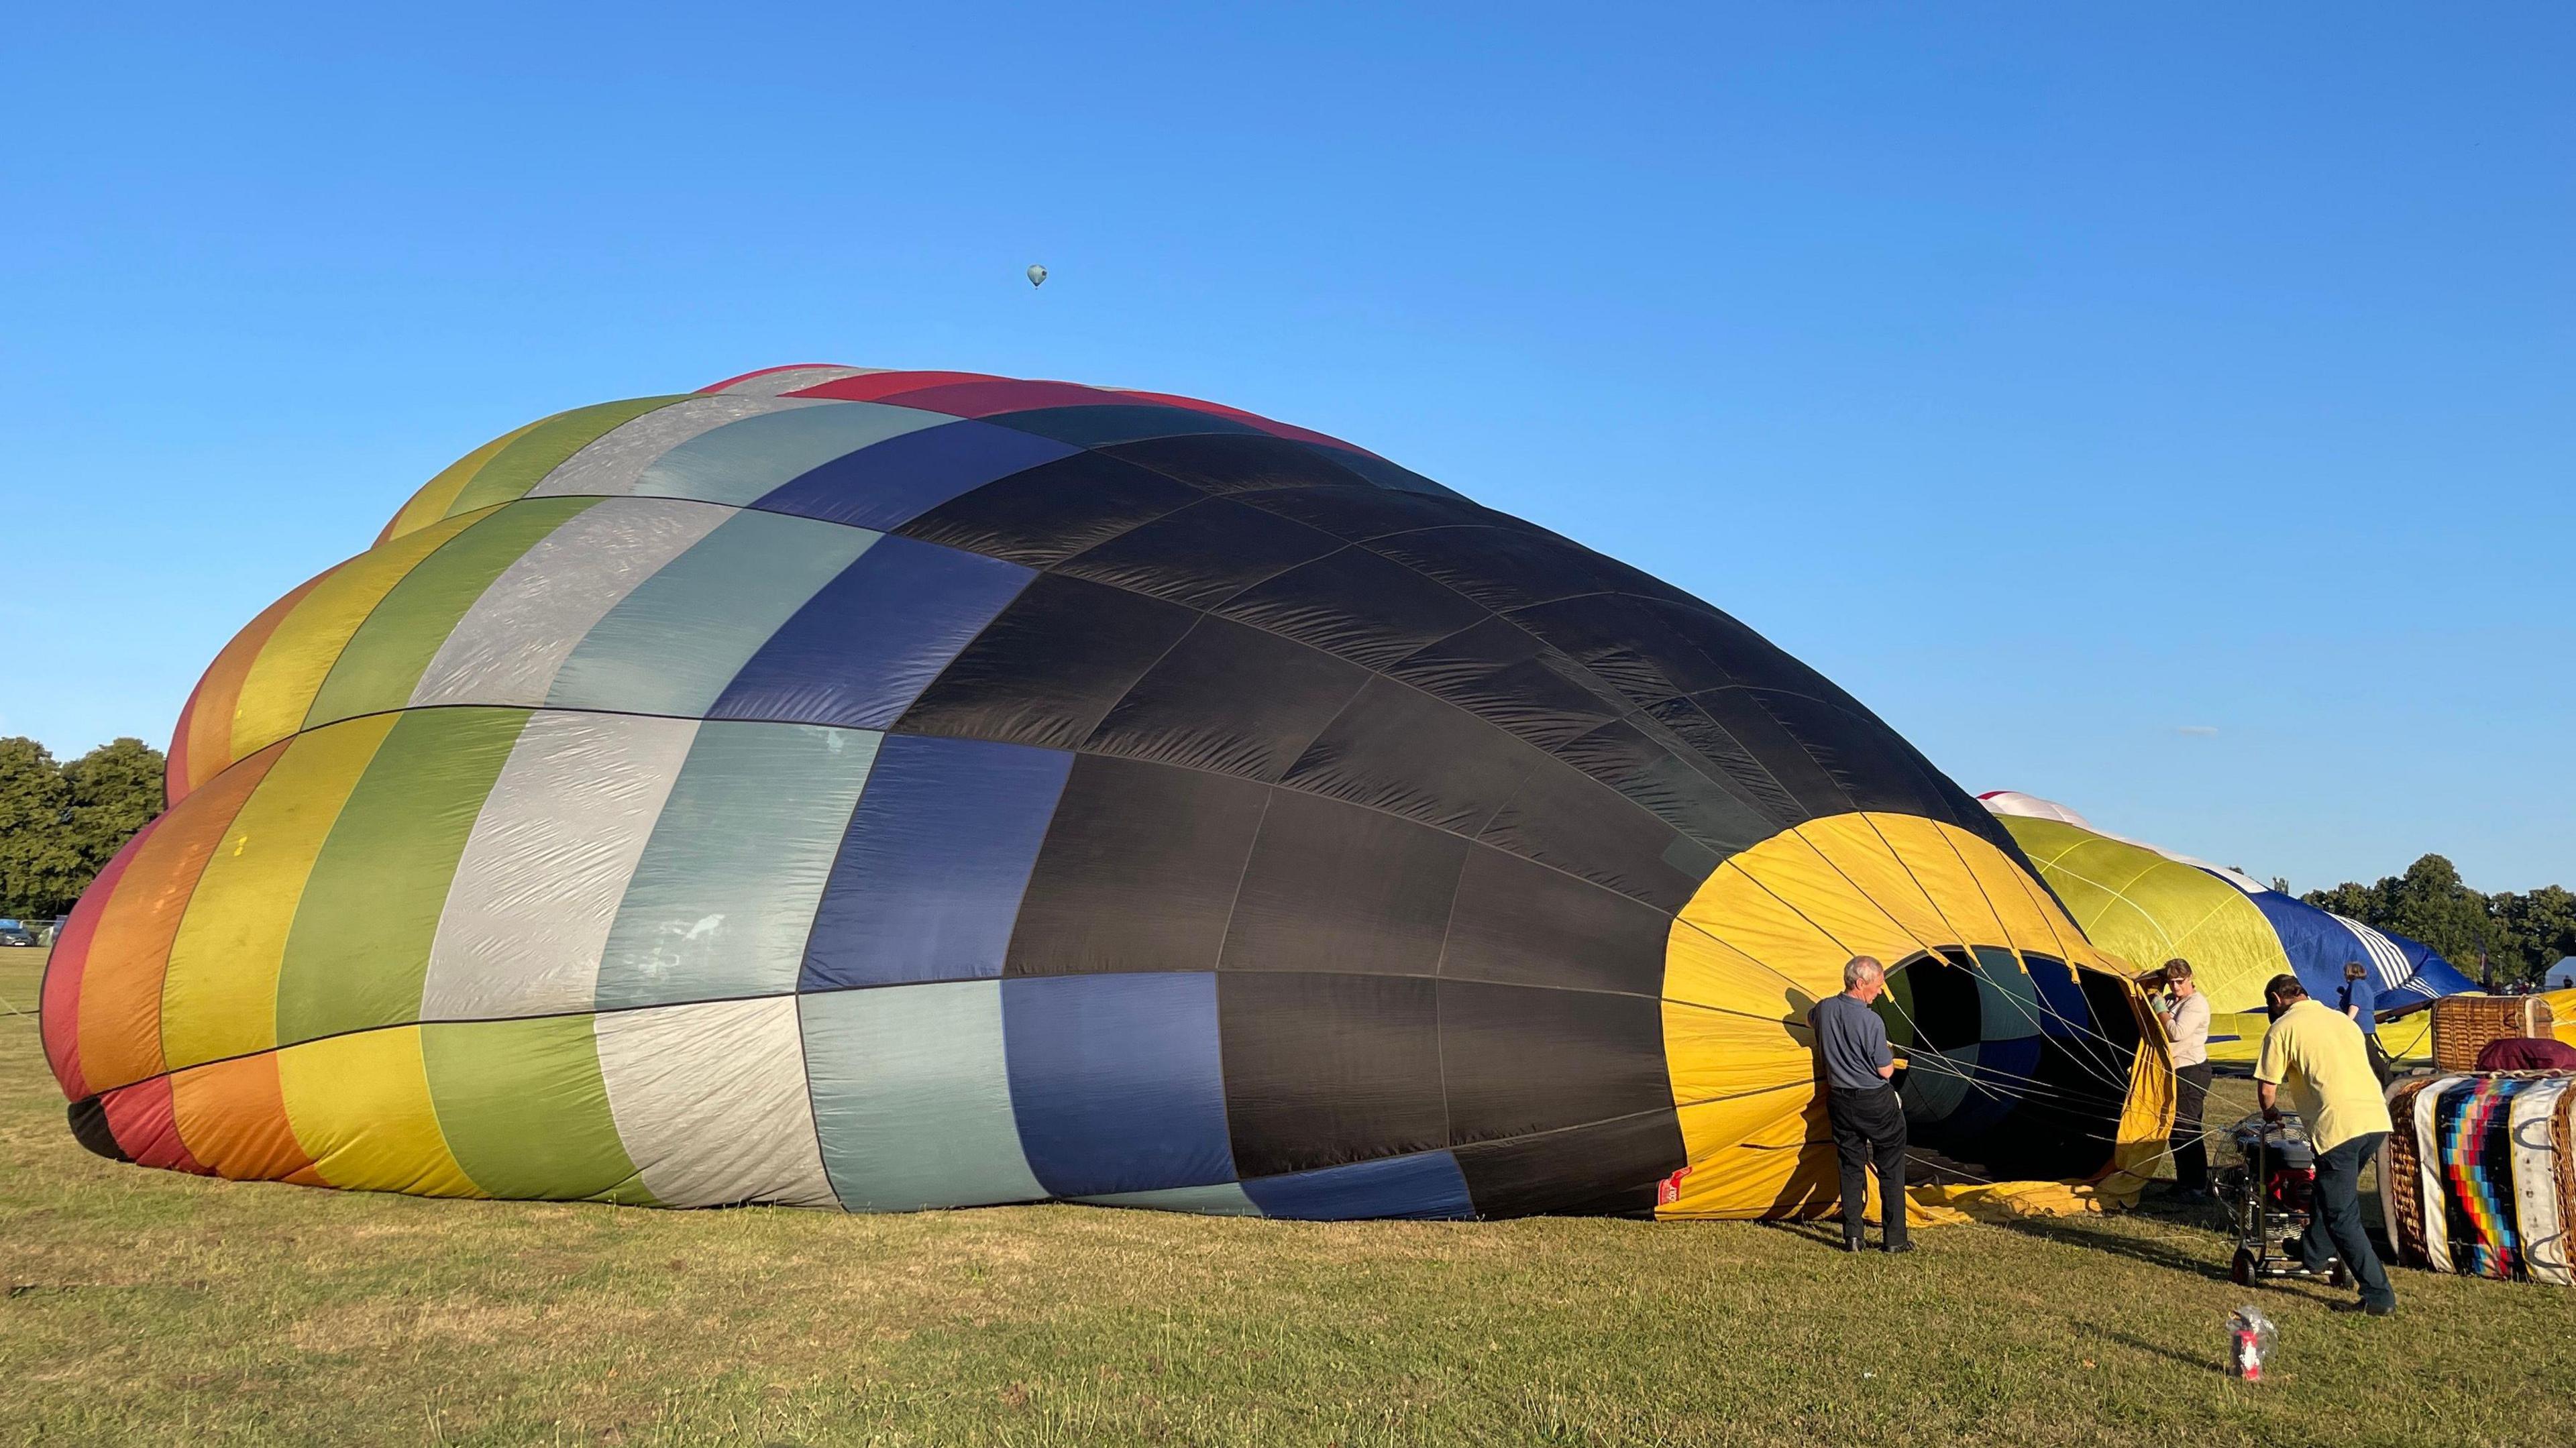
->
[41,365,2168,1221]
[1026,264,1047,288]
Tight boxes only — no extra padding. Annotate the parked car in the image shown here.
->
[0,920,35,948]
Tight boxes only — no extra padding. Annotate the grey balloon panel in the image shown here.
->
[632,402,958,508]
[411,498,735,708]
[545,509,878,719]
[422,710,701,1022]
[801,980,1050,1211]
[531,394,824,501]
[595,721,883,1010]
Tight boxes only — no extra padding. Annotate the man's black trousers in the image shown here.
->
[1825,1086,1909,1246]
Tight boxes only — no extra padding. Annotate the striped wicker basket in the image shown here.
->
[2431,995,2558,1074]
[2378,1077,2439,1270]
[2376,1072,2576,1284]
[2555,1095,2576,1280]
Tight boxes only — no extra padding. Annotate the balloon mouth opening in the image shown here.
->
[67,1097,129,1162]
[1878,946,2145,1184]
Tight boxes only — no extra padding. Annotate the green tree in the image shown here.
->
[63,738,166,869]
[2303,856,2574,987]
[2500,885,2576,977]
[2304,879,2383,922]
[0,738,82,918]
[2376,855,2504,976]
[0,735,166,920]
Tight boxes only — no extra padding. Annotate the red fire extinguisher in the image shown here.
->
[2227,1307,2274,1381]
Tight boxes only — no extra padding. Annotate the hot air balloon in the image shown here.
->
[40,366,2167,1221]
[1980,791,2477,1060]
[1026,264,1047,288]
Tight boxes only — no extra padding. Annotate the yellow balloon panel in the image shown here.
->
[1657,812,2162,1221]
[2001,816,2293,1013]
[277,1027,482,1199]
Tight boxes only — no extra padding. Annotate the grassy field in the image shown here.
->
[3,951,2570,1447]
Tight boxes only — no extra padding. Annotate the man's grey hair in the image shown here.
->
[1844,956,1884,990]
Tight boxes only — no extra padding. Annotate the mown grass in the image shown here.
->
[3,952,2569,1446]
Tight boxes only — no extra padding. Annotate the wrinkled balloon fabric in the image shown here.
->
[1979,791,2478,1066]
[43,364,2170,1222]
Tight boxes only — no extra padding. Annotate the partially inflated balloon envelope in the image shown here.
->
[44,366,2168,1221]
[1979,792,2475,1048]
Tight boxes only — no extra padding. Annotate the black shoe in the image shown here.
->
[2331,1298,2396,1317]
[1882,1241,1916,1254]
[1841,1237,1866,1254]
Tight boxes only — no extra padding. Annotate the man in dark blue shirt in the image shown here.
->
[2339,962,2390,1084]
[1809,956,1912,1254]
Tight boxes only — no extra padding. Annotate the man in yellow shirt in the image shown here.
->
[2255,974,2397,1315]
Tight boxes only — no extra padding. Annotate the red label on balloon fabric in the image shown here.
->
[1658,1166,1693,1205]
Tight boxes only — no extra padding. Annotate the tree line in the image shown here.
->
[0,737,166,921]
[4,732,2571,985]
[2299,855,2575,989]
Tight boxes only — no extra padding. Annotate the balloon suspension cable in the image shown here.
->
[1717,822,2143,1100]
[1872,983,2139,1102]
[1695,858,2143,1103]
[1851,807,2141,1085]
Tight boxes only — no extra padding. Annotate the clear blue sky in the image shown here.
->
[3,5,2567,893]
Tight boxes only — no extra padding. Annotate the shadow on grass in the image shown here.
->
[1750,1191,2264,1281]
[1988,1213,2240,1283]
[1757,1219,1860,1251]
[1994,1211,2365,1319]
[2077,1319,2226,1374]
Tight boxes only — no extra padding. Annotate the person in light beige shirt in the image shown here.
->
[2151,959,2213,1193]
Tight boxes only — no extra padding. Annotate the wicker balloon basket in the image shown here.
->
[2377,1070,2576,1285]
[2430,995,2559,1074]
